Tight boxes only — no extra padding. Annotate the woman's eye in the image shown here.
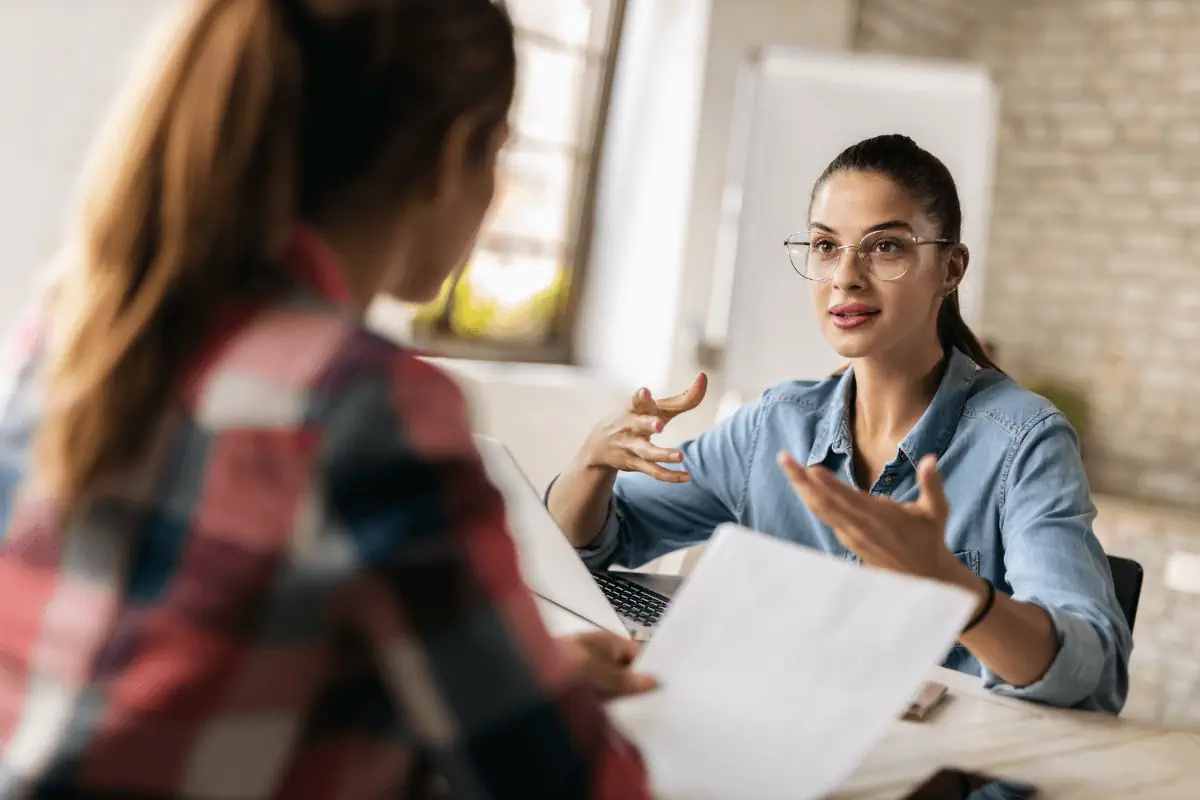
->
[872,238,902,254]
[812,239,837,255]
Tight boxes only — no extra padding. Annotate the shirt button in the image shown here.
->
[883,474,896,485]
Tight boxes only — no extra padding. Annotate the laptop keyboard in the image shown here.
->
[592,572,670,628]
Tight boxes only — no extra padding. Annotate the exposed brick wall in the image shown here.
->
[854,0,978,60]
[858,0,1200,511]
[856,0,1200,727]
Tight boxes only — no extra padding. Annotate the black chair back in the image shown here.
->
[1107,555,1144,632]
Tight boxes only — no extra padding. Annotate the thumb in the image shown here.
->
[597,631,639,665]
[630,387,657,414]
[915,454,949,521]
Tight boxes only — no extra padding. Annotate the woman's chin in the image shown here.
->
[825,327,881,360]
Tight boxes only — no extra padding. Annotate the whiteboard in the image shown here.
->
[717,49,998,395]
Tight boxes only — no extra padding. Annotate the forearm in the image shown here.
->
[547,458,619,548]
[958,582,1059,689]
[937,559,1059,689]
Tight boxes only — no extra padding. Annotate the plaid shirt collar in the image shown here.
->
[283,227,354,309]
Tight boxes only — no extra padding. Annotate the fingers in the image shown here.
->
[625,438,683,465]
[572,632,658,699]
[576,630,639,663]
[599,631,642,665]
[779,452,838,519]
[590,666,658,698]
[915,454,949,521]
[627,458,691,483]
[776,449,806,484]
[630,387,658,416]
[801,472,878,533]
[612,434,688,481]
[621,414,665,437]
[654,372,708,416]
[608,670,659,698]
[777,452,881,539]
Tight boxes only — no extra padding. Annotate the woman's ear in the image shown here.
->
[944,243,969,295]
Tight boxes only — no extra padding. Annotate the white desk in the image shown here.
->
[538,600,1200,798]
[839,667,1200,799]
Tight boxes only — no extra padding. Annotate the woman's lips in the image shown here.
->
[829,303,880,330]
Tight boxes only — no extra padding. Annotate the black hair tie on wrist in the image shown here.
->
[961,579,996,635]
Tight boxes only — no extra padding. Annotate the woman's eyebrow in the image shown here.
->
[808,220,915,235]
[865,219,915,234]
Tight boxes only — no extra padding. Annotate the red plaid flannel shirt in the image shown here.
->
[0,229,651,799]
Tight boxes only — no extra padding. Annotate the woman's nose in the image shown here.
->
[831,248,867,291]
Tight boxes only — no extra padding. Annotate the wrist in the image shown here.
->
[571,447,618,479]
[929,549,980,592]
[960,579,997,635]
[929,551,995,633]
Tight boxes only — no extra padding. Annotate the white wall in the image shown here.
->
[663,0,857,446]
[0,0,176,329]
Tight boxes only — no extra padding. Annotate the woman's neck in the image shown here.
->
[850,341,945,446]
[314,207,416,312]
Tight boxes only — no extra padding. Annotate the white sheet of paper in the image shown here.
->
[609,524,976,800]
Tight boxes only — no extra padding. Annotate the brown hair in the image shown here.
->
[39,0,516,507]
[812,134,1001,374]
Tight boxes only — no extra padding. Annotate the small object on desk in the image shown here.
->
[902,681,949,722]
[900,767,1040,799]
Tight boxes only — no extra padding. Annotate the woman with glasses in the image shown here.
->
[547,134,1131,714]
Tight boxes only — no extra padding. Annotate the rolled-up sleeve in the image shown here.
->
[986,412,1132,714]
[575,498,623,568]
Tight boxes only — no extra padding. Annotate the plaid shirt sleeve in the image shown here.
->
[320,348,651,800]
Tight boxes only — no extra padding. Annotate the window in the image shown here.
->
[409,0,627,363]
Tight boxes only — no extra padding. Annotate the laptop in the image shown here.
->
[474,434,682,640]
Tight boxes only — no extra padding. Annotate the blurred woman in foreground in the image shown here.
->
[0,1,652,797]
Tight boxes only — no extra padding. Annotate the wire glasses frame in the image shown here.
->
[784,230,956,282]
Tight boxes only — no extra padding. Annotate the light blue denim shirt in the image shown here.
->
[577,348,1132,714]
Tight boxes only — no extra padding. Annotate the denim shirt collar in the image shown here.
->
[806,348,979,467]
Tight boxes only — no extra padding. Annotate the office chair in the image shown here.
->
[1107,555,1144,632]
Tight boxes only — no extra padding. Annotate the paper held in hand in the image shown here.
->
[609,523,977,800]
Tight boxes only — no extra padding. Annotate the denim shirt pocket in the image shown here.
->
[955,548,981,576]
[948,548,982,660]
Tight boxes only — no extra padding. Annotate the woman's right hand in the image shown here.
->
[578,373,708,483]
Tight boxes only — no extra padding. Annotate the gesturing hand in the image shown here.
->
[578,373,708,483]
[777,451,964,582]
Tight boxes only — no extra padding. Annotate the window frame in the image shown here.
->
[411,0,629,364]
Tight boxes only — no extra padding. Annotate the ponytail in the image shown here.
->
[937,290,1002,373]
[38,0,515,509]
[39,0,299,507]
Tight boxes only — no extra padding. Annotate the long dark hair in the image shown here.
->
[40,0,516,508]
[812,134,1001,372]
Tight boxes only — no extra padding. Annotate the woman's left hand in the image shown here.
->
[777,451,963,582]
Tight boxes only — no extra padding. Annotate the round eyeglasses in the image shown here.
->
[784,229,955,282]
